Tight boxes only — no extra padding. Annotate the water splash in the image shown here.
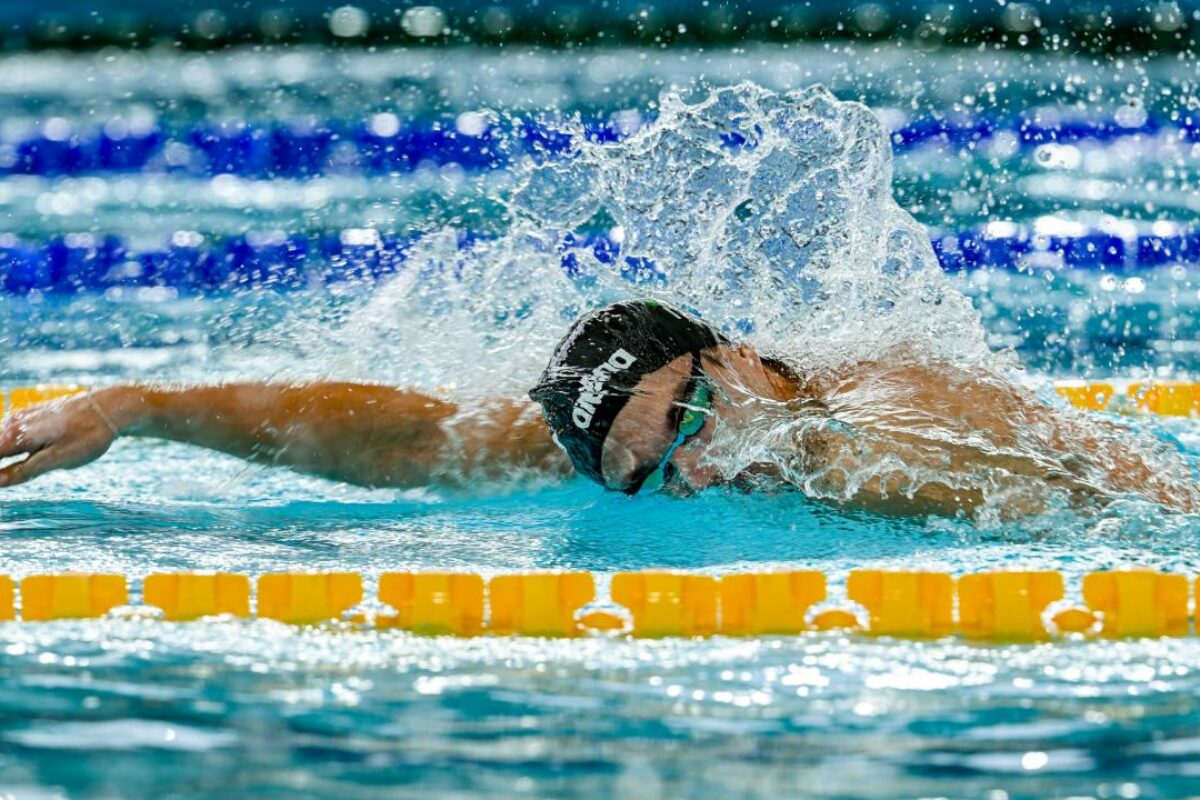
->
[517,82,1000,371]
[308,83,1002,398]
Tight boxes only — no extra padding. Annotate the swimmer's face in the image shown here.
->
[600,342,786,494]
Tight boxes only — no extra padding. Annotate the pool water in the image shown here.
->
[3,44,1200,799]
[3,436,1200,798]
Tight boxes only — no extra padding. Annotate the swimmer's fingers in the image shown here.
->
[0,427,110,488]
[0,423,22,459]
[0,413,49,460]
[0,448,55,488]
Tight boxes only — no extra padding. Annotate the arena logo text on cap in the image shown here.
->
[572,349,637,428]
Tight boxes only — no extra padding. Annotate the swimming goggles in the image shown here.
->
[622,353,714,495]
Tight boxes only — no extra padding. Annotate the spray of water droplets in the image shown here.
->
[307,83,1003,398]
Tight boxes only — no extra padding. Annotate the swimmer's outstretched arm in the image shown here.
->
[0,383,570,489]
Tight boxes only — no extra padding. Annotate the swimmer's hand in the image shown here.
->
[0,391,120,487]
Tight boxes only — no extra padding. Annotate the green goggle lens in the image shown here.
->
[635,377,713,494]
[677,382,711,438]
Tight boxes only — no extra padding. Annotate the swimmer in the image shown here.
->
[0,299,1195,517]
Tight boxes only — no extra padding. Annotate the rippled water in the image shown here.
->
[4,44,1200,799]
[2,439,1200,798]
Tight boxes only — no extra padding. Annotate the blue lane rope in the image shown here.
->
[930,225,1200,271]
[0,225,1197,294]
[2,110,1198,178]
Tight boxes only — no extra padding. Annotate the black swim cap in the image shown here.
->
[529,299,727,486]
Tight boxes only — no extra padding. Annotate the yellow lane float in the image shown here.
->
[0,569,1195,643]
